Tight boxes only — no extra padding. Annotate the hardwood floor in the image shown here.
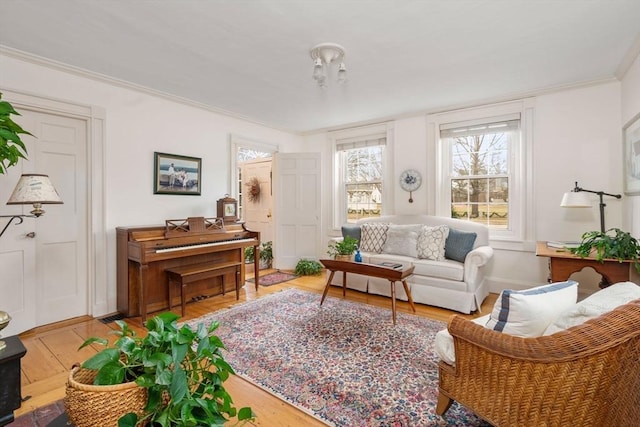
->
[15,269,497,425]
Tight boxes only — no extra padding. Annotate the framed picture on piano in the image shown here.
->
[154,152,202,195]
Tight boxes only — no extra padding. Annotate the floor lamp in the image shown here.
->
[560,181,622,233]
[0,173,63,238]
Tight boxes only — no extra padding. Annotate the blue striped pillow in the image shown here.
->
[485,280,578,337]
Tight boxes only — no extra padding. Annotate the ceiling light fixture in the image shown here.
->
[310,43,347,87]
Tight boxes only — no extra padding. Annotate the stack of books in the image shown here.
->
[546,241,581,249]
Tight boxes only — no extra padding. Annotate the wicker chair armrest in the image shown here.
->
[448,298,640,363]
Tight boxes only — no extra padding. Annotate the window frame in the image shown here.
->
[429,100,534,245]
[330,123,394,230]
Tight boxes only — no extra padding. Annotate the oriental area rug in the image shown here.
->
[247,270,298,287]
[185,288,490,427]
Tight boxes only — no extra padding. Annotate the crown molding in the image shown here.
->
[615,34,640,79]
[0,45,298,135]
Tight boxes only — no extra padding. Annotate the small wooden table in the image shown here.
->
[319,259,416,325]
[536,241,633,288]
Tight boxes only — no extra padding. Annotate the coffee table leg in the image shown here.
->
[390,280,397,325]
[402,280,416,312]
[320,270,335,305]
[342,271,347,296]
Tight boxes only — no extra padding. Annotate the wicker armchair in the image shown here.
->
[436,299,640,427]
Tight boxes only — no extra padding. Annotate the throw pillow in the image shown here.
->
[381,225,421,257]
[359,223,389,253]
[417,225,449,260]
[544,281,640,335]
[485,280,578,337]
[445,228,477,262]
[341,224,361,243]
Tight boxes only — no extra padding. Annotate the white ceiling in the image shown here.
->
[1,0,639,133]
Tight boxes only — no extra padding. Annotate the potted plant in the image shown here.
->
[259,241,273,269]
[569,228,640,273]
[244,246,255,264]
[0,92,32,174]
[294,259,323,276]
[327,236,359,261]
[66,312,254,427]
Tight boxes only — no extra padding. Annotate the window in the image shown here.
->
[340,141,384,223]
[431,100,533,243]
[331,124,393,228]
[441,118,519,230]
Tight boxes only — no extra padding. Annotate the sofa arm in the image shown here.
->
[463,245,493,286]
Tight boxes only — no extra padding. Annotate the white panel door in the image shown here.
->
[0,109,88,334]
[273,153,321,270]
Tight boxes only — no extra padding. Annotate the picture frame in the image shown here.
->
[623,112,640,196]
[154,152,202,195]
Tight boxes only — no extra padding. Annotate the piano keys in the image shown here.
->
[116,217,260,319]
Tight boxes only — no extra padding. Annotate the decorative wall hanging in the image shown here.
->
[245,176,261,203]
[399,169,422,203]
[154,152,202,195]
[623,112,640,195]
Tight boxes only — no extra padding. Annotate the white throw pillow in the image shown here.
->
[381,225,421,257]
[544,281,640,335]
[359,223,389,253]
[485,280,578,337]
[417,225,449,260]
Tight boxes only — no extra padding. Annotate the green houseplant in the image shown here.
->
[0,92,32,174]
[569,228,640,273]
[327,236,359,260]
[294,259,323,276]
[73,312,253,427]
[259,241,273,269]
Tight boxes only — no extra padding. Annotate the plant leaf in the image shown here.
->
[81,348,120,370]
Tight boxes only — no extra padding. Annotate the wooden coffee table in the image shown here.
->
[319,259,416,325]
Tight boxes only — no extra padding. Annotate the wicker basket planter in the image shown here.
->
[64,364,148,427]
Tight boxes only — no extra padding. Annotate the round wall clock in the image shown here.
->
[399,169,422,203]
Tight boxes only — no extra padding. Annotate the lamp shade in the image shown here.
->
[560,191,592,207]
[7,174,63,205]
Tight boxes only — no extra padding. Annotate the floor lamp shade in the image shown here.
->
[6,174,63,216]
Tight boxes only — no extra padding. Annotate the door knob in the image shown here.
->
[26,232,36,238]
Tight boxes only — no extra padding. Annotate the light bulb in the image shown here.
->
[337,62,347,83]
[312,58,324,80]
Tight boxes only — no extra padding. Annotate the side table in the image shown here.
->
[0,335,27,426]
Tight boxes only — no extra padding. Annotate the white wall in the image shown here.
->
[0,53,303,317]
[313,80,631,293]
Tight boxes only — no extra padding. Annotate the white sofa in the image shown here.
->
[329,215,494,314]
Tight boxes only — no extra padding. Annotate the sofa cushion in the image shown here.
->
[381,224,421,257]
[341,224,361,243]
[359,223,389,253]
[435,314,491,365]
[485,280,578,337]
[417,225,449,260]
[544,281,640,335]
[412,258,464,281]
[445,228,477,262]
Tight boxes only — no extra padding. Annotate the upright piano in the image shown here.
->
[116,217,260,319]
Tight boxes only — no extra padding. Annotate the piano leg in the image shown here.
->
[140,264,149,323]
[253,245,260,291]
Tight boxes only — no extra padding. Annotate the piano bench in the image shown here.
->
[165,261,242,317]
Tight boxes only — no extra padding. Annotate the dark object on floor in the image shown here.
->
[98,313,125,324]
[10,400,68,427]
[0,335,27,426]
[246,271,297,286]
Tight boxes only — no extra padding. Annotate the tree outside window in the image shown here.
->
[343,146,383,223]
[447,122,516,229]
